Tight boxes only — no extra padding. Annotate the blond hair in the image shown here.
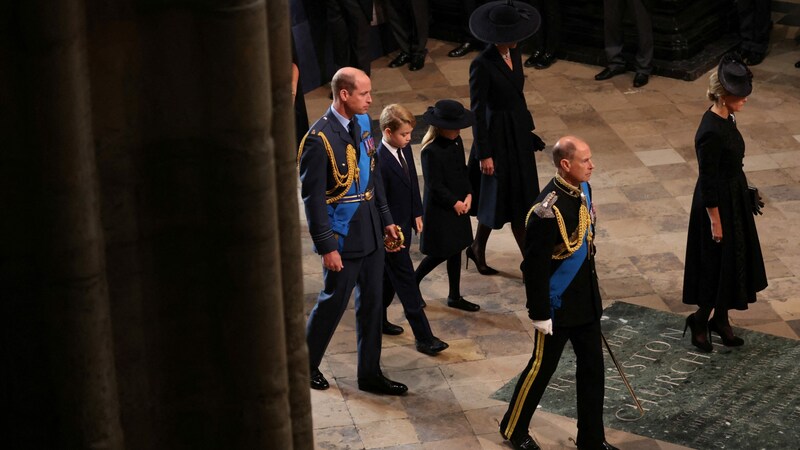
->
[707,71,729,103]
[420,125,439,150]
[379,104,416,132]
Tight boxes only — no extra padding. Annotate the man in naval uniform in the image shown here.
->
[297,67,407,396]
[498,136,618,450]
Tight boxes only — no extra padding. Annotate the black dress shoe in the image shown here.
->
[382,320,404,335]
[447,296,480,312]
[310,369,329,390]
[358,374,408,396]
[524,50,543,68]
[388,52,410,68]
[578,441,619,450]
[448,41,474,58]
[594,66,626,81]
[743,50,765,66]
[408,53,425,71]
[416,336,449,355]
[525,51,556,70]
[633,72,649,88]
[507,433,541,450]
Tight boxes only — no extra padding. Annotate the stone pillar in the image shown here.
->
[4,0,312,448]
[265,1,315,448]
[12,0,125,448]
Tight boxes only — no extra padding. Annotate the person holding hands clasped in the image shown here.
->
[415,100,480,312]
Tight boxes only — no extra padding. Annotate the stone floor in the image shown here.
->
[299,15,800,450]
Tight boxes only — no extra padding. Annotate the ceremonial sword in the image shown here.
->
[601,332,645,421]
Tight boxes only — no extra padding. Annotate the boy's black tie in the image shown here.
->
[396,148,409,179]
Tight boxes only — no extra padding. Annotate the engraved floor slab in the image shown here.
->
[492,302,800,450]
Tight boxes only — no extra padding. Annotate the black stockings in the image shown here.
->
[416,253,462,299]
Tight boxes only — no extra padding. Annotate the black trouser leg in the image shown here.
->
[500,329,568,440]
[572,321,606,448]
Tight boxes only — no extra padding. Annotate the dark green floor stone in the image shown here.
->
[492,302,800,450]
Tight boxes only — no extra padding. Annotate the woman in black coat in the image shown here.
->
[415,100,479,312]
[682,54,767,352]
[466,1,545,275]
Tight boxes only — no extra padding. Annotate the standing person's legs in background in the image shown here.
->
[326,0,372,75]
[737,0,773,65]
[386,0,429,70]
[524,0,561,69]
[448,0,482,57]
[629,0,653,87]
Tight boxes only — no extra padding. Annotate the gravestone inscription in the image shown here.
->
[493,302,800,449]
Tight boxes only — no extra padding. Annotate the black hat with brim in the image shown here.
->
[718,52,753,97]
[469,0,541,44]
[422,99,474,130]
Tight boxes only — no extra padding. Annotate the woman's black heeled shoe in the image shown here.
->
[708,318,745,347]
[683,313,713,352]
[465,246,499,275]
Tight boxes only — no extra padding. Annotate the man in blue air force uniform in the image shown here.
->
[297,67,407,396]
[499,136,618,450]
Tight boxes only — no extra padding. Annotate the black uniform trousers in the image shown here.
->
[603,0,653,74]
[382,245,435,342]
[525,0,562,54]
[500,320,605,448]
[386,0,429,57]
[327,0,372,75]
[306,245,384,379]
[737,0,772,54]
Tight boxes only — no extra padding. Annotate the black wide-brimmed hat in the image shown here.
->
[469,0,541,44]
[718,52,753,97]
[422,99,474,129]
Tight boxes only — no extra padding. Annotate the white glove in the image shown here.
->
[531,319,553,336]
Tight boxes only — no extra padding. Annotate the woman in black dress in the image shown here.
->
[466,1,546,274]
[415,100,479,312]
[682,54,768,352]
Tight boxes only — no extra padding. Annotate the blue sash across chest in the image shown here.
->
[549,182,592,316]
[327,113,374,251]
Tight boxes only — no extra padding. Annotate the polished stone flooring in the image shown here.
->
[299,18,800,450]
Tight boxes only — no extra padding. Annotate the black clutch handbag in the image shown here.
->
[748,185,764,215]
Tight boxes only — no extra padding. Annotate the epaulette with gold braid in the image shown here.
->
[525,191,558,226]
[296,129,358,204]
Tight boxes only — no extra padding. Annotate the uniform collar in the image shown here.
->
[329,106,351,130]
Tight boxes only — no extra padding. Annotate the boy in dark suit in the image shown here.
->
[377,104,449,356]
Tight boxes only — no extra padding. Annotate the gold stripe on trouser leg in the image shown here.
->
[504,330,546,438]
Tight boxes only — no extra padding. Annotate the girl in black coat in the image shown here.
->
[682,54,767,352]
[415,100,479,312]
